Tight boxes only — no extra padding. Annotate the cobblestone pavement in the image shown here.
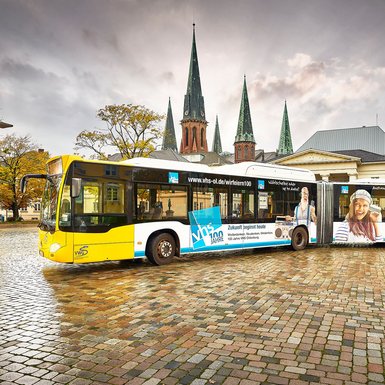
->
[1,227,385,385]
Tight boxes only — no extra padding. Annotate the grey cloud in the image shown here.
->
[2,0,385,155]
[72,67,100,92]
[248,61,326,102]
[1,58,62,84]
[82,29,121,53]
[159,71,175,83]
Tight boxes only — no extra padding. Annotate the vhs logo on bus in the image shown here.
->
[189,206,223,249]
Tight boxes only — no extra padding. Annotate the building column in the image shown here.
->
[320,173,330,181]
[348,172,358,181]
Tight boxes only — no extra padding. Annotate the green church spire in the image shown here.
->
[234,75,255,144]
[162,97,178,152]
[212,115,223,154]
[182,24,206,122]
[277,101,293,155]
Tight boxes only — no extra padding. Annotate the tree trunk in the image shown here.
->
[12,182,19,221]
[12,201,19,221]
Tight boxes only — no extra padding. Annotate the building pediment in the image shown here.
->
[273,149,361,165]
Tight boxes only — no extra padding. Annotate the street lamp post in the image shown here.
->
[0,120,13,221]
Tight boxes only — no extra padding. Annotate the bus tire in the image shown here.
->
[147,233,176,266]
[291,227,308,251]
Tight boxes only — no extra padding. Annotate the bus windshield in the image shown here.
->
[40,174,62,231]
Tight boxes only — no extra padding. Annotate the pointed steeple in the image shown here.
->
[212,115,223,154]
[182,23,206,122]
[234,76,256,163]
[162,98,178,152]
[180,24,208,154]
[234,75,255,144]
[277,101,293,155]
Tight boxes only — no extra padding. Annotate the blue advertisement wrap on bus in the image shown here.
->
[189,206,222,250]
[187,206,311,252]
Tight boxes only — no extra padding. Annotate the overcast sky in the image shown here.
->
[1,0,385,156]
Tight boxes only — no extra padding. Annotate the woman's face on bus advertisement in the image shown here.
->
[353,198,369,220]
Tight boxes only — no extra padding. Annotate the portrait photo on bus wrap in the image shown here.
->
[280,186,317,224]
[334,188,382,243]
[274,184,317,240]
[292,186,317,226]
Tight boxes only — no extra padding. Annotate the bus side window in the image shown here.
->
[258,191,271,220]
[104,183,125,214]
[339,194,349,219]
[75,182,101,214]
[232,189,255,222]
[257,186,286,222]
[192,187,212,212]
[192,186,229,220]
[136,184,188,221]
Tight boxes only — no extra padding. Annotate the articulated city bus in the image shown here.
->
[22,155,385,265]
[21,155,320,265]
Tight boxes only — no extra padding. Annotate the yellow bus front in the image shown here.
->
[36,155,135,264]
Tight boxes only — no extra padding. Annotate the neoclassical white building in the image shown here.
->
[272,126,385,181]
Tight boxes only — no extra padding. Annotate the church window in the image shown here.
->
[193,127,197,145]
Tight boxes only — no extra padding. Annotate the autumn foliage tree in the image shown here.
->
[0,134,48,220]
[75,104,164,160]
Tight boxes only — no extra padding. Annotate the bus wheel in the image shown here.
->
[147,233,176,265]
[291,227,308,251]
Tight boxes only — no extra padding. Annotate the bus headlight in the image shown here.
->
[49,243,62,253]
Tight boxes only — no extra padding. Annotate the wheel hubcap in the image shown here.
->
[159,241,172,258]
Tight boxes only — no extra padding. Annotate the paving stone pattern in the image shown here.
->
[1,227,385,384]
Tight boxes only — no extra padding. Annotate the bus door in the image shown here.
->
[71,179,134,263]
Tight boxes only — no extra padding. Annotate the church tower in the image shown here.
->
[234,76,256,163]
[277,100,293,155]
[162,97,178,152]
[180,24,208,154]
[212,115,223,154]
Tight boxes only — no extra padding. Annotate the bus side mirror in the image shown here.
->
[71,178,82,198]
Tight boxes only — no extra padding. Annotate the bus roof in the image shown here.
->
[342,178,385,185]
[121,157,316,182]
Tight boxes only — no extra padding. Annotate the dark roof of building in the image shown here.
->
[331,149,385,163]
[297,125,385,155]
[254,149,284,163]
[182,151,233,166]
[149,149,189,162]
[108,149,188,163]
[108,153,123,162]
